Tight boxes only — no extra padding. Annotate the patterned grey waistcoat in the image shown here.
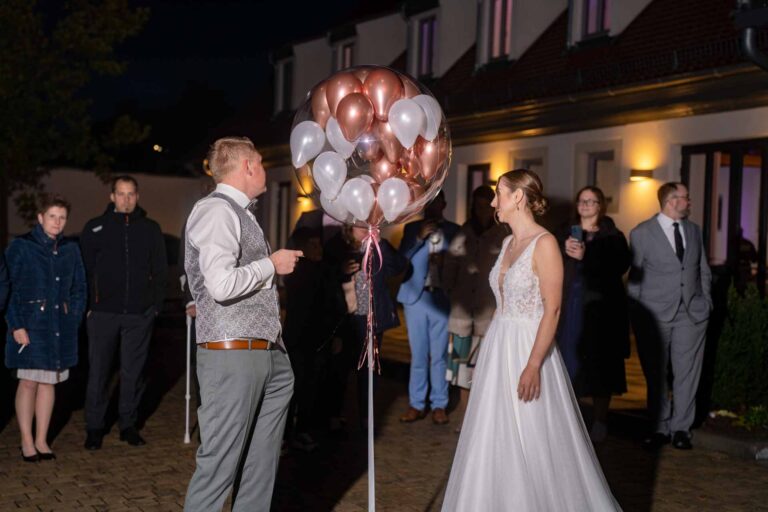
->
[185,192,282,345]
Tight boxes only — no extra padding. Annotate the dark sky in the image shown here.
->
[91,0,378,119]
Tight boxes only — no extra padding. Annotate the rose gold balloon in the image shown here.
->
[414,137,443,180]
[371,155,398,183]
[364,68,404,121]
[356,133,381,162]
[311,82,331,129]
[336,93,374,141]
[354,66,373,83]
[325,72,363,117]
[401,76,421,98]
[400,149,422,181]
[375,120,404,163]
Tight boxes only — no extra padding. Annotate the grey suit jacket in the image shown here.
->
[627,215,712,324]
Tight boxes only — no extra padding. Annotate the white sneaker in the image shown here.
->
[590,421,607,443]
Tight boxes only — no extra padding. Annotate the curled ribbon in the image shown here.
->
[358,225,382,374]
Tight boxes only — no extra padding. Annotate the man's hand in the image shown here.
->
[342,259,361,275]
[270,250,304,275]
[185,304,197,318]
[418,220,439,241]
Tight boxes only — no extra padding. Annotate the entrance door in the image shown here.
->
[682,138,768,295]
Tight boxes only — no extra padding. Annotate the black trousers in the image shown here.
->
[85,310,155,431]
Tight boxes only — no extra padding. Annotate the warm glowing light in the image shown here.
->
[153,144,163,152]
[630,169,654,181]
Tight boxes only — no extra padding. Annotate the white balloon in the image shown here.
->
[326,117,355,159]
[340,177,375,221]
[290,120,325,168]
[412,94,442,141]
[320,192,350,223]
[378,177,411,222]
[358,174,375,184]
[388,98,426,149]
[312,151,347,200]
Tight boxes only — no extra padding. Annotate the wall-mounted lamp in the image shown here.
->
[630,168,654,181]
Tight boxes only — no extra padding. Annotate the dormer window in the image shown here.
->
[417,16,437,77]
[583,0,610,38]
[332,40,355,72]
[489,0,513,59]
[274,58,293,113]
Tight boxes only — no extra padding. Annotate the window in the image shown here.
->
[489,0,513,59]
[467,163,491,219]
[587,151,619,213]
[332,41,355,72]
[583,0,610,38]
[275,58,293,112]
[417,16,437,77]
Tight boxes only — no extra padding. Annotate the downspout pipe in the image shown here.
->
[735,1,768,72]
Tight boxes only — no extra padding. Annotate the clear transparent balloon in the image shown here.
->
[291,65,451,228]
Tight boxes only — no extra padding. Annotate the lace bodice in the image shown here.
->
[489,234,545,321]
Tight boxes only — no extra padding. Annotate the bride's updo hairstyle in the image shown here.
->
[497,168,549,217]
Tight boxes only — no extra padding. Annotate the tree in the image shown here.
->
[0,0,150,246]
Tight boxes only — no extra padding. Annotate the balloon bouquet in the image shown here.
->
[289,65,451,510]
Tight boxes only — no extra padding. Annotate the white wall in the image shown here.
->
[447,106,768,236]
[357,12,407,67]
[436,0,477,75]
[292,38,332,109]
[569,0,653,45]
[7,169,210,239]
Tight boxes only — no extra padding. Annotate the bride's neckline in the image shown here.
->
[498,231,546,277]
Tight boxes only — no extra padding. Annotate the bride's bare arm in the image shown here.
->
[518,233,563,402]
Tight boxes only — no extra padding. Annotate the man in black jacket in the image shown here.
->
[80,175,167,449]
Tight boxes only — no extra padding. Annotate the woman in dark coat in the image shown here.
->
[557,186,630,442]
[5,196,87,461]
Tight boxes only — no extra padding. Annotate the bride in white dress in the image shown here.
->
[442,169,621,511]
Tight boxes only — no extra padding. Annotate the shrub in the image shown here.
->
[711,284,768,412]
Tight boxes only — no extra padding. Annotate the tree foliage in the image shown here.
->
[0,0,149,229]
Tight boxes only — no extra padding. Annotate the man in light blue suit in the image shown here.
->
[397,191,459,425]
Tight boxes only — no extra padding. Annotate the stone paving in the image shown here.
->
[0,318,766,511]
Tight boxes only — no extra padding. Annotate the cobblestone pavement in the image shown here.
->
[0,320,766,511]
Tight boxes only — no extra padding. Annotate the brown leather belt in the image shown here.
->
[200,339,274,350]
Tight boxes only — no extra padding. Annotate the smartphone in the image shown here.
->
[570,225,583,241]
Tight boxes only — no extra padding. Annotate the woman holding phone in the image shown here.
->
[557,186,631,442]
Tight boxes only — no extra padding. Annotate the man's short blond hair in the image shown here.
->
[207,136,256,182]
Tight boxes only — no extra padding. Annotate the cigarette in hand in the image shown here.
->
[18,344,26,354]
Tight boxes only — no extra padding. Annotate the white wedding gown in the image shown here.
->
[442,234,621,511]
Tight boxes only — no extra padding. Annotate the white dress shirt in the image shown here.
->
[186,183,275,303]
[656,212,687,252]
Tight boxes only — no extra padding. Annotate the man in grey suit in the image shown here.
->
[628,182,711,450]
[184,137,303,511]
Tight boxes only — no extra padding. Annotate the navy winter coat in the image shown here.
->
[4,224,87,371]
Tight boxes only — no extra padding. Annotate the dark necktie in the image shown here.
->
[673,222,684,262]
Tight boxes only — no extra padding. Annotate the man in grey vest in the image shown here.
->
[628,182,711,451]
[183,137,302,511]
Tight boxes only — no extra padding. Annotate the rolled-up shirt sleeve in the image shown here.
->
[186,198,275,302]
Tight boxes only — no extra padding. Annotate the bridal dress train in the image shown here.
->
[442,234,621,511]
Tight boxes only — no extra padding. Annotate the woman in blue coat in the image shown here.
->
[5,196,86,462]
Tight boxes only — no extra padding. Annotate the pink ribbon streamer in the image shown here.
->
[358,225,382,374]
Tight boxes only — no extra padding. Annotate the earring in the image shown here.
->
[494,211,501,224]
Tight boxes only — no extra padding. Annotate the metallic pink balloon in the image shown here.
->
[335,93,374,142]
[414,137,441,180]
[363,68,404,121]
[311,82,331,129]
[375,119,404,163]
[356,133,382,162]
[325,72,363,117]
[401,76,421,99]
[371,155,398,183]
[354,66,374,83]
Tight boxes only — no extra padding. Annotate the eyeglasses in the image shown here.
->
[577,199,600,206]
[671,195,690,201]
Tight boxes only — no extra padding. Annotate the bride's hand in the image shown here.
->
[517,365,541,402]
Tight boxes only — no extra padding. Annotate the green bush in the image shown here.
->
[711,284,768,411]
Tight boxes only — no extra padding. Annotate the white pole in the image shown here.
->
[184,314,192,444]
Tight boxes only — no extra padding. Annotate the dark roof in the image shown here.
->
[436,0,767,116]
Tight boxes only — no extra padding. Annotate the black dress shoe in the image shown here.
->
[84,430,104,450]
[672,431,693,450]
[642,432,671,450]
[20,447,39,463]
[119,427,146,446]
[37,450,56,461]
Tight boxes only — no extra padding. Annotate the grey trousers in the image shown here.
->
[184,347,294,512]
[635,306,708,434]
[85,310,155,431]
